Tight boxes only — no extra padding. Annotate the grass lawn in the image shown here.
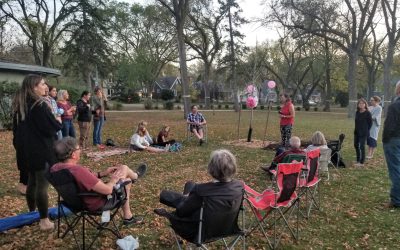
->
[0,109,399,249]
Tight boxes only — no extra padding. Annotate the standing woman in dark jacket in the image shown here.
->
[354,98,372,167]
[76,90,91,149]
[12,74,62,230]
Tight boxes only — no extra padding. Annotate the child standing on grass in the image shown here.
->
[354,98,372,167]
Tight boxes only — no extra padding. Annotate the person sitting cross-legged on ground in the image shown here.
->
[51,137,147,225]
[261,136,306,174]
[187,105,207,145]
[152,125,176,147]
[153,149,243,242]
[130,121,169,152]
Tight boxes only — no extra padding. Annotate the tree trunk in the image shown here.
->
[383,43,395,116]
[203,62,211,108]
[177,24,191,118]
[323,37,331,112]
[228,5,239,112]
[347,51,358,118]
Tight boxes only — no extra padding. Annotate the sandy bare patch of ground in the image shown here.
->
[222,139,280,149]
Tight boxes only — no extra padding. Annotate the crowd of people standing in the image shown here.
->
[12,74,109,230]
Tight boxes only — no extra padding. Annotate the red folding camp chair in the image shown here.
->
[299,148,321,218]
[244,162,303,249]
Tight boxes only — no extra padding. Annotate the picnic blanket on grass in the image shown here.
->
[86,148,129,161]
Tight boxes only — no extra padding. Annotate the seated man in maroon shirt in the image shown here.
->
[261,136,306,173]
[52,137,147,225]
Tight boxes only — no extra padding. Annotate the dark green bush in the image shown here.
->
[112,102,123,110]
[130,92,140,103]
[260,105,265,110]
[335,90,349,107]
[210,104,214,109]
[225,104,230,109]
[176,105,181,110]
[242,103,247,109]
[314,107,318,111]
[164,101,174,110]
[218,104,222,109]
[296,107,301,111]
[144,99,153,110]
[161,89,175,101]
[199,104,203,108]
[276,106,281,111]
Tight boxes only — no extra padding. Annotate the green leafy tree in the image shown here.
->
[270,0,379,117]
[0,0,79,66]
[0,81,19,130]
[218,0,247,111]
[61,0,112,90]
[157,0,192,118]
[185,0,225,108]
[109,2,177,98]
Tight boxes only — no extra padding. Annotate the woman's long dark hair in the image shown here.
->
[12,74,44,123]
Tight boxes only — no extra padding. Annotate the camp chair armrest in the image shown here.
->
[78,192,103,197]
[117,180,132,187]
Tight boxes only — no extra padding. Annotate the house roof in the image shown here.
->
[154,76,180,90]
[0,61,61,76]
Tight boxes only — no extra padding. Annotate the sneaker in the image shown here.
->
[135,163,148,178]
[199,139,204,146]
[366,155,372,159]
[183,181,196,195]
[123,216,144,225]
[353,163,364,167]
[154,208,171,219]
[98,144,106,150]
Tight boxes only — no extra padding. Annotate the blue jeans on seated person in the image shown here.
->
[383,137,400,206]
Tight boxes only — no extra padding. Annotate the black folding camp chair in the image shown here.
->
[165,192,245,250]
[46,168,130,250]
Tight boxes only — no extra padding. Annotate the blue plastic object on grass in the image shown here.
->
[0,205,71,232]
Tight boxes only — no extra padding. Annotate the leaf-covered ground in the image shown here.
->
[0,109,399,249]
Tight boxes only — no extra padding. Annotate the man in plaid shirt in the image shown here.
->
[187,105,207,145]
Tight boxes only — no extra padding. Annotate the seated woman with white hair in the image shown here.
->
[306,131,329,151]
[153,149,243,242]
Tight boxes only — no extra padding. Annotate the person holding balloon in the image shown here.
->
[279,93,295,148]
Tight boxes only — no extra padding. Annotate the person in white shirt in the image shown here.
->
[130,121,169,153]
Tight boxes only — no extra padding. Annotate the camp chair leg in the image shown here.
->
[306,183,321,218]
[171,228,183,250]
[82,214,85,250]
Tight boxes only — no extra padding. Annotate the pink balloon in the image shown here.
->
[246,96,258,108]
[246,84,255,94]
[267,80,276,89]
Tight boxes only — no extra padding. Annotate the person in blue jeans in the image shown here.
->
[92,87,107,147]
[57,90,76,138]
[382,81,400,208]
